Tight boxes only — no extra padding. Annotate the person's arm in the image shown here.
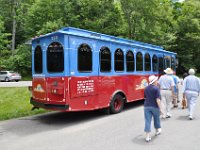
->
[156,98,164,115]
[171,78,175,97]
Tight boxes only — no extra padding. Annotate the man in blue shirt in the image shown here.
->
[182,68,200,120]
[144,75,163,142]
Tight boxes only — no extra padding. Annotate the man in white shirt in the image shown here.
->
[158,68,175,118]
[182,68,200,120]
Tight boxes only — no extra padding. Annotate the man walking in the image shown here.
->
[182,68,200,120]
[158,68,175,118]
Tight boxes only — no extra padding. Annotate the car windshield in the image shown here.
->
[9,71,14,73]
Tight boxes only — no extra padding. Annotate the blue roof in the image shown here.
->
[33,27,176,55]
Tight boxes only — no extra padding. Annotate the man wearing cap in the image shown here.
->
[144,75,163,142]
[158,68,175,118]
[182,68,200,120]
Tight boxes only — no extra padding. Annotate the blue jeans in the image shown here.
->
[144,107,161,132]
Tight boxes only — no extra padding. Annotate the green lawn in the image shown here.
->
[0,87,48,121]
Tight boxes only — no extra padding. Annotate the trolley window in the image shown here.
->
[152,55,158,72]
[34,46,43,74]
[159,57,164,73]
[165,56,171,69]
[100,47,111,72]
[171,57,176,71]
[126,50,134,72]
[114,49,124,72]
[136,52,143,71]
[47,42,64,73]
[145,53,151,71]
[78,43,92,72]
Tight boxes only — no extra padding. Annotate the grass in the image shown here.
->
[21,75,32,81]
[0,87,48,121]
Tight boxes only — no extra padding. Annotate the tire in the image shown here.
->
[5,77,9,82]
[15,80,19,82]
[110,94,124,114]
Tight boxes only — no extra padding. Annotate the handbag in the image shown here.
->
[182,98,187,109]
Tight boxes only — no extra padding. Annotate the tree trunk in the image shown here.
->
[11,0,17,53]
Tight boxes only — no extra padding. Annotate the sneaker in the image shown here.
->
[189,116,193,120]
[155,128,162,136]
[173,105,178,108]
[166,113,172,118]
[145,136,151,142]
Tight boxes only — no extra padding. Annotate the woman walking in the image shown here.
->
[144,75,163,142]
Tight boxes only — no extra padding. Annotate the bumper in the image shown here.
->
[30,97,69,111]
[10,76,21,80]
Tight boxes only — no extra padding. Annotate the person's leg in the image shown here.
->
[173,91,178,107]
[144,107,153,141]
[165,90,172,117]
[152,108,161,135]
[189,94,198,119]
[144,107,153,132]
[160,90,167,118]
[186,93,191,116]
[177,87,180,103]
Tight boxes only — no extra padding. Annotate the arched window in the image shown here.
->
[34,46,43,74]
[78,43,92,72]
[47,42,64,73]
[152,55,158,72]
[136,52,143,71]
[114,49,124,71]
[159,57,164,73]
[164,56,171,69]
[100,47,111,72]
[171,57,176,71]
[126,50,134,72]
[145,53,151,71]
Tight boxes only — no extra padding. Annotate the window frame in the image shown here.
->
[152,54,158,72]
[47,42,64,73]
[114,48,124,72]
[136,52,143,71]
[144,53,151,71]
[78,43,92,72]
[34,45,43,74]
[100,46,111,72]
[126,50,134,72]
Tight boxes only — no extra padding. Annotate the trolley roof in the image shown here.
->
[32,27,176,55]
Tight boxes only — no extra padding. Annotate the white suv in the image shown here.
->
[0,71,22,82]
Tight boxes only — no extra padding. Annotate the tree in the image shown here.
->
[174,0,200,72]
[24,0,73,38]
[0,16,11,70]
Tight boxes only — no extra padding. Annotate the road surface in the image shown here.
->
[1,95,200,150]
[0,81,31,87]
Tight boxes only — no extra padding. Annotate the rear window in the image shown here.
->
[34,46,43,74]
[0,71,7,75]
[47,42,64,73]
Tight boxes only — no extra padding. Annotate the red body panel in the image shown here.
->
[32,75,149,111]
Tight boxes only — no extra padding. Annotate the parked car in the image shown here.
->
[0,71,22,82]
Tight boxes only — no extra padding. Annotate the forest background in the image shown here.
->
[0,0,199,77]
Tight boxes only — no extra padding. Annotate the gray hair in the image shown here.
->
[188,68,195,75]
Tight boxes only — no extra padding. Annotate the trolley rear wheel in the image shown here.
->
[110,94,124,114]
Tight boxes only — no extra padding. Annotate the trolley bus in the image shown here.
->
[30,27,177,113]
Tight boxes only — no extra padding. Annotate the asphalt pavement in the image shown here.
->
[0,81,32,87]
[0,84,200,150]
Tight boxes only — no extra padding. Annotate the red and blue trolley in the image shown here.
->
[30,27,177,113]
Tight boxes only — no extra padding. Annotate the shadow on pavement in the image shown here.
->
[1,100,144,136]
